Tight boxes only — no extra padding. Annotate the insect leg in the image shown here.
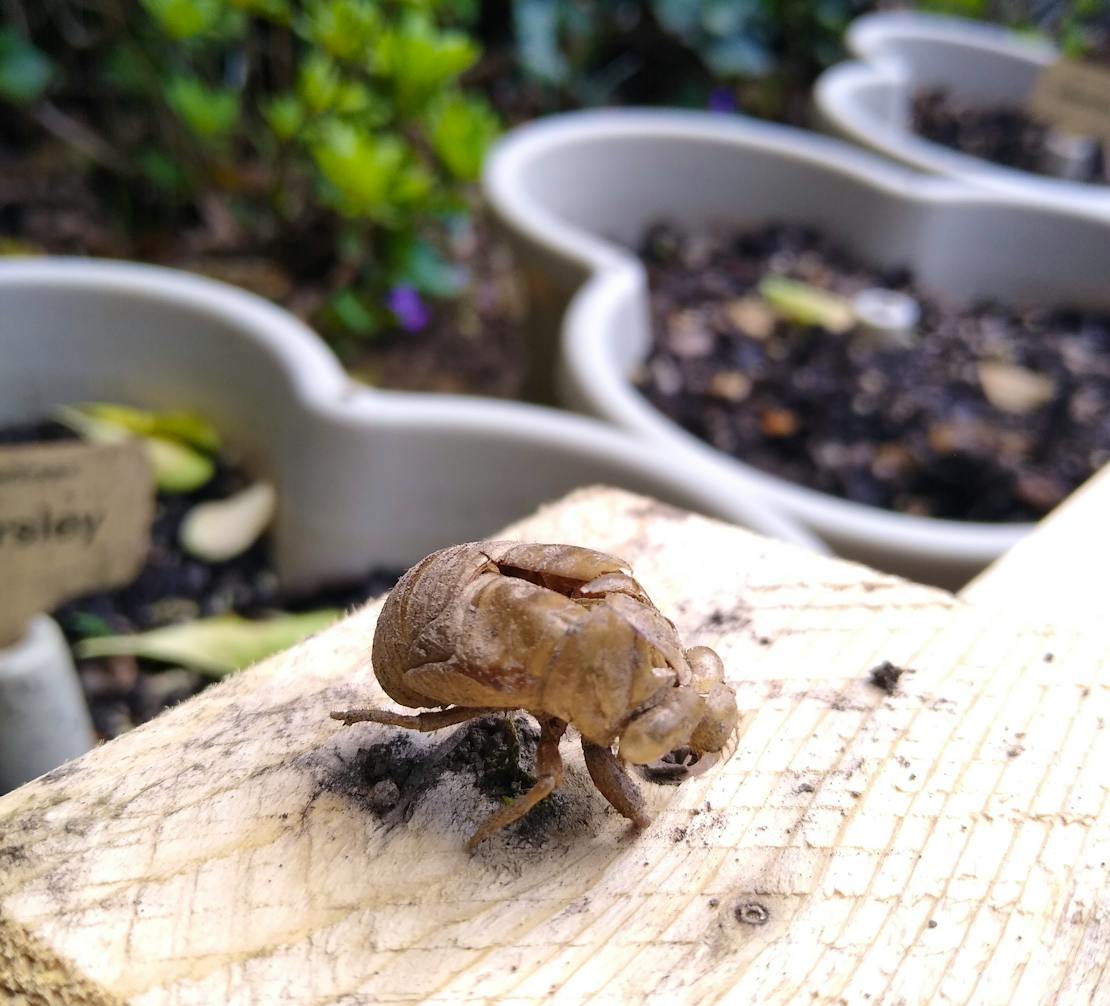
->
[329,706,494,731]
[581,741,651,829]
[466,717,567,850]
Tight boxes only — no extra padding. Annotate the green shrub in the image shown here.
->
[0,0,499,346]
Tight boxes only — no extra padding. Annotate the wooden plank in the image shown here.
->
[2,487,1107,1005]
[961,464,1110,624]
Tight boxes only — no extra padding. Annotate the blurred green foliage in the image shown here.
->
[0,0,499,345]
[917,0,1109,57]
[500,1,1104,116]
[504,0,872,115]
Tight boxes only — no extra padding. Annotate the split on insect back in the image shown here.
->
[330,540,738,849]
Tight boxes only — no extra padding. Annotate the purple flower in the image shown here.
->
[386,285,431,333]
[708,88,737,114]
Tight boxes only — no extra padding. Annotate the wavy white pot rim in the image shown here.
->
[814,12,1110,216]
[485,108,1076,565]
[0,257,821,551]
[846,10,1058,59]
[486,107,992,261]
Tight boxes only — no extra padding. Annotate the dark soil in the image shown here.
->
[329,714,540,825]
[1,421,401,740]
[912,88,1108,187]
[868,661,907,695]
[634,222,1110,522]
[0,138,525,398]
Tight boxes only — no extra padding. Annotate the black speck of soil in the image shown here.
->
[634,222,1110,523]
[708,897,720,908]
[1044,652,1055,663]
[868,661,907,695]
[796,782,815,794]
[735,902,770,926]
[670,826,688,843]
[850,791,862,799]
[927,920,938,929]
[1007,746,1024,759]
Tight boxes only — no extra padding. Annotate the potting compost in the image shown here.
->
[913,87,1108,186]
[635,222,1110,522]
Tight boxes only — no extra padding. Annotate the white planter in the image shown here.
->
[483,109,1110,588]
[0,259,819,789]
[813,11,1110,220]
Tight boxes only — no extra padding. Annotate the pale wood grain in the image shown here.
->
[962,464,1110,625]
[2,487,1107,1005]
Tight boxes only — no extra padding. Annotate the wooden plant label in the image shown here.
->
[1028,59,1110,139]
[0,439,154,647]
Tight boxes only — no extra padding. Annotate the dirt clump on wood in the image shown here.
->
[868,660,909,695]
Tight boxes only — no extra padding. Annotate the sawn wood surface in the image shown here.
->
[1,487,1106,1005]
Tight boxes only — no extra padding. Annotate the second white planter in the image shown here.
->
[813,11,1110,220]
[484,109,1110,588]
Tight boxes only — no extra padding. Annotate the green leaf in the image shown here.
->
[145,437,218,493]
[390,160,434,208]
[165,76,240,140]
[311,121,409,219]
[426,91,499,181]
[229,0,291,23]
[699,0,760,37]
[513,0,571,85]
[75,611,342,677]
[66,612,116,640]
[376,13,478,112]
[296,53,343,115]
[101,43,149,95]
[53,405,216,494]
[141,0,226,40]
[299,0,381,63]
[75,403,221,452]
[0,28,53,105]
[651,0,702,38]
[759,276,855,333]
[137,148,191,193]
[262,94,306,142]
[703,36,773,77]
[329,288,379,334]
[392,234,468,297]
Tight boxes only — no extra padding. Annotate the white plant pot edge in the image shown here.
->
[814,12,1110,219]
[0,258,822,571]
[484,109,1078,573]
[846,10,1057,61]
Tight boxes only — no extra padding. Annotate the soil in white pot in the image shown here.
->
[911,88,1109,187]
[632,222,1110,522]
[1,420,402,740]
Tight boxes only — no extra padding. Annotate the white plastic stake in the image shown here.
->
[0,616,96,793]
